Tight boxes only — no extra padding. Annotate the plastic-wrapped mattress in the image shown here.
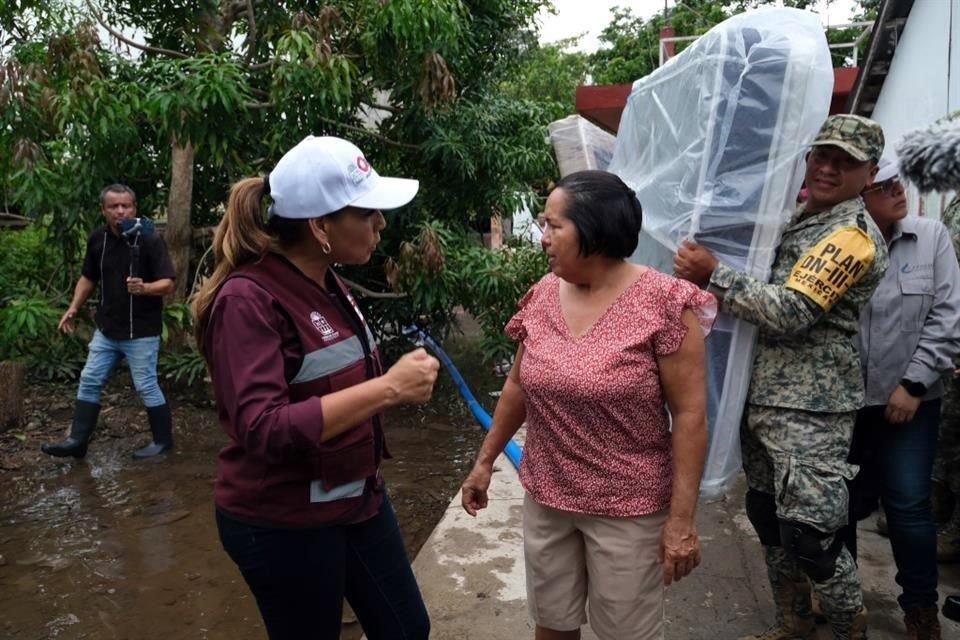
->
[548,115,618,177]
[608,8,833,497]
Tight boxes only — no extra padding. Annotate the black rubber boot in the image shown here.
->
[41,400,101,459]
[943,595,960,623]
[133,403,174,459]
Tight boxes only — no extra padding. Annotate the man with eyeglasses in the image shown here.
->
[842,158,960,639]
[674,114,889,640]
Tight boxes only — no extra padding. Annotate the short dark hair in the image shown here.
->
[553,170,643,259]
[99,183,137,207]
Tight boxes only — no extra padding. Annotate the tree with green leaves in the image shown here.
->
[590,0,873,86]
[1,0,558,306]
[498,36,590,122]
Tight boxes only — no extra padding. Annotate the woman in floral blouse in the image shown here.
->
[462,170,715,640]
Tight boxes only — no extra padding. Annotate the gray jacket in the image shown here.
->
[858,216,960,406]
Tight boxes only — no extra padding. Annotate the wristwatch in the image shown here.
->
[900,378,928,398]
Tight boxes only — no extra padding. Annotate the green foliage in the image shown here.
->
[345,217,547,365]
[0,226,70,298]
[418,96,558,222]
[160,302,192,343]
[145,55,256,165]
[0,296,86,381]
[349,220,461,349]
[0,227,88,381]
[590,0,871,85]
[591,1,749,85]
[2,0,557,299]
[589,6,662,86]
[0,297,59,350]
[498,38,589,122]
[159,348,208,388]
[452,239,548,364]
[372,0,467,52]
[157,300,208,390]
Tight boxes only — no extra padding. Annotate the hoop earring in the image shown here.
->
[321,240,332,255]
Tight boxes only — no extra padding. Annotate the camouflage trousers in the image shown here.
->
[741,404,864,620]
[933,382,960,508]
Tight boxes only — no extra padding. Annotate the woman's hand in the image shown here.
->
[384,348,440,405]
[660,515,701,586]
[461,462,493,516]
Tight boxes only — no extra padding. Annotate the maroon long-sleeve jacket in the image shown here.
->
[206,253,386,528]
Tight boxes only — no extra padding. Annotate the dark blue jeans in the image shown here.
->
[217,496,430,640]
[843,400,940,611]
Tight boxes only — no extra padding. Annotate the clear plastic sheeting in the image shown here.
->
[608,8,833,497]
[548,115,618,177]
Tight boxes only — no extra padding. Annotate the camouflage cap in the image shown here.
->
[810,114,885,163]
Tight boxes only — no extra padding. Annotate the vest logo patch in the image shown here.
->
[310,311,340,341]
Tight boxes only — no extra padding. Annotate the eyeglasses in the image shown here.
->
[863,179,903,197]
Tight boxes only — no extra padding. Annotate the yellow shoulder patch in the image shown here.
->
[784,226,876,311]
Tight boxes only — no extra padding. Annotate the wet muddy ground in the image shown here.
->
[0,339,499,639]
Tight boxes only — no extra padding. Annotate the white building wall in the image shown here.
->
[870,1,959,217]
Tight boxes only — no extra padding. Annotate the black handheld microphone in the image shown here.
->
[119,217,155,278]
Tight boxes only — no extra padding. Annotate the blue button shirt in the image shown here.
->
[857,216,960,407]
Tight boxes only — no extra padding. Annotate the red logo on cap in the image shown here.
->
[356,156,370,172]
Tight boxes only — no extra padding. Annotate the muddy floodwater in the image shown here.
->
[0,343,495,639]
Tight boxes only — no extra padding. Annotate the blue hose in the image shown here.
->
[404,327,523,471]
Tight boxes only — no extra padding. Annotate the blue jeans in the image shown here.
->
[845,400,940,610]
[216,496,429,640]
[77,330,166,407]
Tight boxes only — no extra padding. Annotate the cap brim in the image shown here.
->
[809,140,870,162]
[874,163,900,183]
[350,177,419,211]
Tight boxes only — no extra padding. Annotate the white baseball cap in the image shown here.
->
[267,136,419,218]
[874,157,900,183]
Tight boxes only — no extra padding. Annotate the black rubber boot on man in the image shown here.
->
[943,595,960,623]
[133,403,174,459]
[41,400,100,459]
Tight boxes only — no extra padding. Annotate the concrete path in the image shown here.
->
[410,456,960,639]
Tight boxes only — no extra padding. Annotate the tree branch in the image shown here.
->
[247,101,273,109]
[242,0,257,66]
[85,0,189,59]
[318,116,421,151]
[339,276,408,299]
[361,99,400,115]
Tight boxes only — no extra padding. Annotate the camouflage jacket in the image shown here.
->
[941,194,960,411]
[942,194,960,258]
[709,197,889,413]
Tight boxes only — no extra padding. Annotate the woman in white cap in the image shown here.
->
[842,157,960,638]
[193,136,439,640]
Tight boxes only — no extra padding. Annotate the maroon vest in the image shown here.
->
[223,253,386,526]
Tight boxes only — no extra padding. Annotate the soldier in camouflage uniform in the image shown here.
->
[675,115,889,640]
[935,194,960,561]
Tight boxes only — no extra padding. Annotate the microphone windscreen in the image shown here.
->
[896,115,960,193]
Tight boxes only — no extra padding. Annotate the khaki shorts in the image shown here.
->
[523,495,667,640]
